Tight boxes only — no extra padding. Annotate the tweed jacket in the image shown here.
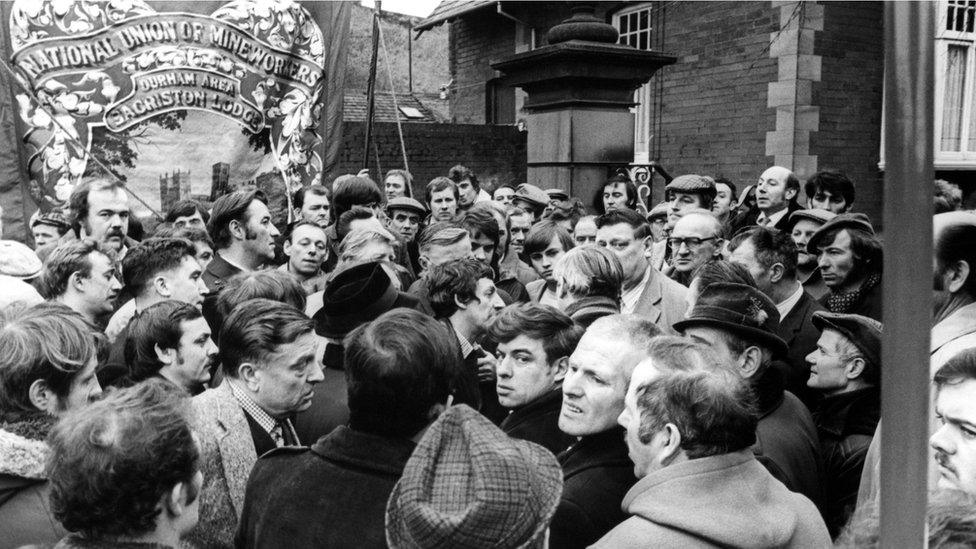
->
[776,289,826,410]
[186,382,258,549]
[631,267,688,335]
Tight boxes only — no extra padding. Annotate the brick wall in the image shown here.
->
[448,11,516,123]
[654,1,780,199]
[337,122,527,196]
[811,1,884,223]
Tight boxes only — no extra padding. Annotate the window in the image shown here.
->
[936,0,976,167]
[612,3,664,164]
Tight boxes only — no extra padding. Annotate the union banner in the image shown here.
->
[0,0,351,236]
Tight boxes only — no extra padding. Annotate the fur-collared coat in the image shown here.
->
[0,414,66,548]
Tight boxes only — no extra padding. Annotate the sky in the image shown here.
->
[361,0,440,18]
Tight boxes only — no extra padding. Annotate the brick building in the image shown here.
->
[416,1,900,222]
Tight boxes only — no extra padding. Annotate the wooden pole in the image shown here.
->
[880,2,934,546]
[362,1,382,171]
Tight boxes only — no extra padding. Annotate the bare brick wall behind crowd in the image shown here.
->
[338,121,527,197]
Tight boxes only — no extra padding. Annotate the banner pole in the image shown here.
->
[362,1,382,172]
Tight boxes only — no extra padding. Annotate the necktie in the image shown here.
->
[272,418,300,447]
[758,216,770,227]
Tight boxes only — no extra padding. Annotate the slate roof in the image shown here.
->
[414,0,496,32]
[343,91,445,123]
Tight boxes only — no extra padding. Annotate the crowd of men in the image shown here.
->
[1,163,976,548]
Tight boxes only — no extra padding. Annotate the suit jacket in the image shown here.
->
[188,382,258,549]
[549,427,635,549]
[776,290,825,411]
[771,202,803,232]
[631,267,688,335]
[202,253,245,335]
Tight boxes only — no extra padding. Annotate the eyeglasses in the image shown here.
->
[668,236,718,250]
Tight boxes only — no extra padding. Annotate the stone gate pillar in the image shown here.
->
[491,4,676,204]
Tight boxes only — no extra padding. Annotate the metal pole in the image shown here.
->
[880,2,934,546]
[362,1,382,171]
[408,26,413,93]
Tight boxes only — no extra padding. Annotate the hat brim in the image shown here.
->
[386,204,427,217]
[314,283,399,339]
[673,317,790,358]
[811,314,881,369]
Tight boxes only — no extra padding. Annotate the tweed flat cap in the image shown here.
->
[0,241,42,279]
[386,197,427,216]
[789,208,836,228]
[674,282,789,357]
[666,174,716,193]
[386,404,563,548]
[812,311,882,370]
[807,212,875,254]
[31,211,71,231]
[514,184,549,208]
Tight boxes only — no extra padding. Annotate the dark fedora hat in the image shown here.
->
[812,311,882,370]
[314,261,418,339]
[673,282,789,357]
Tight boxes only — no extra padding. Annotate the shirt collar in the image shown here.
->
[620,266,651,314]
[228,380,278,435]
[776,283,805,319]
[453,325,475,358]
[757,207,789,227]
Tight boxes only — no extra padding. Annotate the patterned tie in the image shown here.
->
[758,216,770,227]
[271,418,300,447]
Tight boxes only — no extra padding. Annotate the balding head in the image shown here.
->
[757,166,800,215]
[934,212,976,314]
[671,211,725,274]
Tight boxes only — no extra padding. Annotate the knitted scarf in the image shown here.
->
[825,272,882,314]
[0,411,55,480]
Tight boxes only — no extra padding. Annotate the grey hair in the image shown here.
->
[552,245,624,301]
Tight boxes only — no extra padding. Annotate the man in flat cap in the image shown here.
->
[386,196,426,274]
[808,213,883,321]
[675,283,823,510]
[789,209,837,300]
[754,166,802,231]
[30,211,71,253]
[513,183,550,222]
[805,312,882,536]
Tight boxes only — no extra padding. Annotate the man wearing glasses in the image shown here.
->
[669,210,725,286]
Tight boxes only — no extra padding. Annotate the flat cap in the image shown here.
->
[812,311,882,370]
[666,174,716,193]
[386,405,562,548]
[386,197,427,216]
[514,183,549,208]
[545,188,569,201]
[0,240,42,279]
[647,202,670,222]
[789,208,836,228]
[807,212,875,254]
[31,211,71,231]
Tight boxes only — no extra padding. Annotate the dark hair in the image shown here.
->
[284,220,327,244]
[425,176,459,205]
[592,172,638,214]
[67,178,125,231]
[154,226,214,249]
[37,239,112,299]
[343,309,459,438]
[691,260,757,292]
[487,303,584,364]
[934,179,964,214]
[292,184,331,211]
[427,259,494,318]
[804,170,855,209]
[448,164,479,191]
[219,298,314,377]
[336,206,375,244]
[713,177,738,201]
[936,222,976,298]
[459,205,500,247]
[163,199,210,224]
[333,176,382,220]
[121,238,197,297]
[816,226,883,275]
[0,303,99,413]
[524,221,574,258]
[125,300,204,383]
[728,227,799,280]
[207,190,267,250]
[214,271,306,336]
[595,207,653,240]
[934,347,976,388]
[48,379,199,539]
[636,366,758,458]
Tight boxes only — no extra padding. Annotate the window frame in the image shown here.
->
[936,0,976,167]
[611,2,657,164]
